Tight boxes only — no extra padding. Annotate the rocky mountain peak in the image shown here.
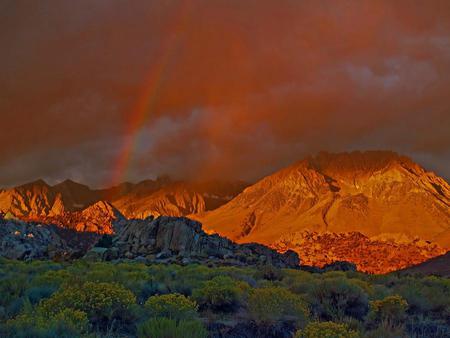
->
[196,151,450,272]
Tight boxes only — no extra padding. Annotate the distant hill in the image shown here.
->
[397,251,450,277]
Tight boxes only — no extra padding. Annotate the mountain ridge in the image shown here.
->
[194,151,449,273]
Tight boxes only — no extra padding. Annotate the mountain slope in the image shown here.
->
[0,178,247,233]
[398,251,450,277]
[195,151,450,272]
[111,180,247,219]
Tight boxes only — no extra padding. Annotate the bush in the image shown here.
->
[137,317,207,338]
[7,307,89,338]
[248,287,309,325]
[24,285,57,305]
[295,321,359,338]
[39,281,136,331]
[367,295,408,328]
[365,325,406,338]
[310,278,369,321]
[192,276,246,312]
[255,264,284,281]
[145,293,199,321]
[406,315,450,338]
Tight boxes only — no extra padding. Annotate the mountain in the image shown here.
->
[195,151,450,273]
[111,180,248,219]
[0,179,100,217]
[0,178,247,233]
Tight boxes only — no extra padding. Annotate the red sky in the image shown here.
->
[0,0,449,187]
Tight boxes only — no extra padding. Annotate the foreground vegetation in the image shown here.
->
[0,258,448,337]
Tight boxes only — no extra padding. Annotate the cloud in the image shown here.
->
[0,0,449,187]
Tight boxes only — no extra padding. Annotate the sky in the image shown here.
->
[0,0,449,187]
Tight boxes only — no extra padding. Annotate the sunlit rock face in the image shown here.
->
[195,151,450,273]
[0,178,247,233]
[272,231,446,274]
[109,180,248,219]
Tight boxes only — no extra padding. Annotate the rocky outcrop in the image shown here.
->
[21,201,126,235]
[0,215,299,268]
[273,231,446,274]
[95,216,300,268]
[0,218,98,260]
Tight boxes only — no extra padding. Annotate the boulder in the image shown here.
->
[111,216,300,268]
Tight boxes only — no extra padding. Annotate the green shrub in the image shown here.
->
[365,325,407,338]
[24,285,57,305]
[255,264,284,281]
[295,321,359,338]
[310,278,369,321]
[248,287,309,325]
[192,276,246,312]
[39,281,136,330]
[7,307,89,338]
[137,317,207,338]
[145,293,199,320]
[367,295,408,328]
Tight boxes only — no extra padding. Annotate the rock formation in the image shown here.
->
[0,218,98,260]
[92,216,299,268]
[272,231,446,274]
[0,215,299,269]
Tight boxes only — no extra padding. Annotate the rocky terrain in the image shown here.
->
[0,218,98,260]
[0,215,299,269]
[20,201,126,234]
[85,216,299,268]
[272,231,446,274]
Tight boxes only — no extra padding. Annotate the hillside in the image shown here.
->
[195,151,450,272]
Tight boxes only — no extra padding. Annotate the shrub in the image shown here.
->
[283,271,317,295]
[7,307,89,338]
[365,325,407,338]
[145,293,199,321]
[255,264,284,281]
[39,281,136,330]
[310,278,369,321]
[248,287,309,325]
[192,276,245,312]
[367,295,408,328]
[137,317,207,338]
[405,315,450,338]
[295,321,359,338]
[24,285,57,305]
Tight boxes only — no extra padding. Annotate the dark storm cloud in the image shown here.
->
[0,0,449,187]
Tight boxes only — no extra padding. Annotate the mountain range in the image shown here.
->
[1,151,448,273]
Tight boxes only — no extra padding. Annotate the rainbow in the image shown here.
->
[110,0,193,187]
